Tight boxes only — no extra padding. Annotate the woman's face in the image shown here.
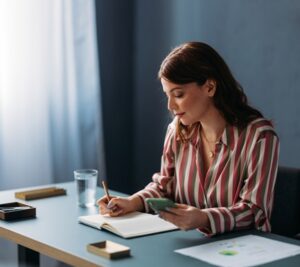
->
[161,78,215,126]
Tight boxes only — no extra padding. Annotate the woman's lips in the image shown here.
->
[175,112,185,117]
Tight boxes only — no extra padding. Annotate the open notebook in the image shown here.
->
[78,211,178,238]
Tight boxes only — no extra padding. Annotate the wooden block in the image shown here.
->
[87,241,130,259]
[15,187,66,200]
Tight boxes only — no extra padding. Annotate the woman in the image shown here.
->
[98,42,279,236]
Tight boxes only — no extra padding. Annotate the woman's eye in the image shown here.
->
[174,93,183,98]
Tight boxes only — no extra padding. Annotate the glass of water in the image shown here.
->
[74,169,98,207]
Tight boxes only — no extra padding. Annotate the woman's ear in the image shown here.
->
[206,79,217,97]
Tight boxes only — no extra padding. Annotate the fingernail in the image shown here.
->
[107,201,113,209]
[112,206,119,212]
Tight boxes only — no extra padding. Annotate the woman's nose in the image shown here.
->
[167,97,175,111]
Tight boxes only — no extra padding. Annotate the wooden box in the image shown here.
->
[0,202,36,220]
[87,240,130,259]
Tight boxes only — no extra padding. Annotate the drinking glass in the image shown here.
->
[74,169,98,207]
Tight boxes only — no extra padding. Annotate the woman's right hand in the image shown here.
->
[97,194,144,217]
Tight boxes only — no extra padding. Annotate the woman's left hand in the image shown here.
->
[159,203,210,231]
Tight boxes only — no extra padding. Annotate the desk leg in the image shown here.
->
[18,245,39,267]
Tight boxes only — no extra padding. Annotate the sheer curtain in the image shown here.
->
[0,0,105,190]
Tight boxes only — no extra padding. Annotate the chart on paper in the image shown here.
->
[175,235,300,267]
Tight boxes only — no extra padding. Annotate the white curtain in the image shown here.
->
[0,0,105,190]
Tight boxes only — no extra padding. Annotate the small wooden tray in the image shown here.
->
[0,202,36,220]
[15,187,66,200]
[87,241,130,259]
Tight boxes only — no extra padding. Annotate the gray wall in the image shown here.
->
[133,0,300,191]
[96,0,300,193]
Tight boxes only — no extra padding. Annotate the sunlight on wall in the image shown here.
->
[0,0,103,190]
[0,0,54,188]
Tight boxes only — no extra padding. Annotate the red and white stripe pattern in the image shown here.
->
[137,117,280,235]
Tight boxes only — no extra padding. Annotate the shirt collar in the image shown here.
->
[175,121,237,151]
[220,124,236,150]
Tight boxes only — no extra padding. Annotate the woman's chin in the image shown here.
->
[179,118,192,126]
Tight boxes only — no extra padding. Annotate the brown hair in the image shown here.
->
[158,42,262,141]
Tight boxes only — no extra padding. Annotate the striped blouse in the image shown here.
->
[137,117,280,235]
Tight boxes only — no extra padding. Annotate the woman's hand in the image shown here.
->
[159,203,210,231]
[97,194,144,217]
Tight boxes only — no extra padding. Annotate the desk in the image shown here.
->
[1,182,300,267]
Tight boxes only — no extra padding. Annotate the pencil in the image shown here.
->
[102,180,111,202]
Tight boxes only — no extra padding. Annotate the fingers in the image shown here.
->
[108,208,124,217]
[160,205,207,230]
[98,196,127,216]
[97,196,137,217]
[159,210,178,225]
[174,203,189,209]
[106,197,121,210]
[97,195,115,206]
[159,204,196,230]
[99,205,111,215]
[159,211,190,231]
[97,195,116,215]
[165,203,188,215]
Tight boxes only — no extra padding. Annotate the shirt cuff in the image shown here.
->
[135,190,157,213]
[199,207,235,235]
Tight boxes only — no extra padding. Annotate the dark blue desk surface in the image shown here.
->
[1,182,300,267]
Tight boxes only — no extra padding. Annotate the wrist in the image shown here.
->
[200,211,211,231]
[128,195,144,212]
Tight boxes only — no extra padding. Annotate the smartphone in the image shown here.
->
[145,198,175,212]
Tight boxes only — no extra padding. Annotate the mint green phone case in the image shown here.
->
[146,198,175,212]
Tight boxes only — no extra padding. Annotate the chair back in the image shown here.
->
[271,166,300,238]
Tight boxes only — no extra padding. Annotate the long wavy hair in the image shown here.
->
[158,42,263,141]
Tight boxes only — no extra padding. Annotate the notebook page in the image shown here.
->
[79,214,108,229]
[79,211,178,238]
[104,212,178,238]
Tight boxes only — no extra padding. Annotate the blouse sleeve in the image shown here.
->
[136,123,176,212]
[200,129,280,235]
